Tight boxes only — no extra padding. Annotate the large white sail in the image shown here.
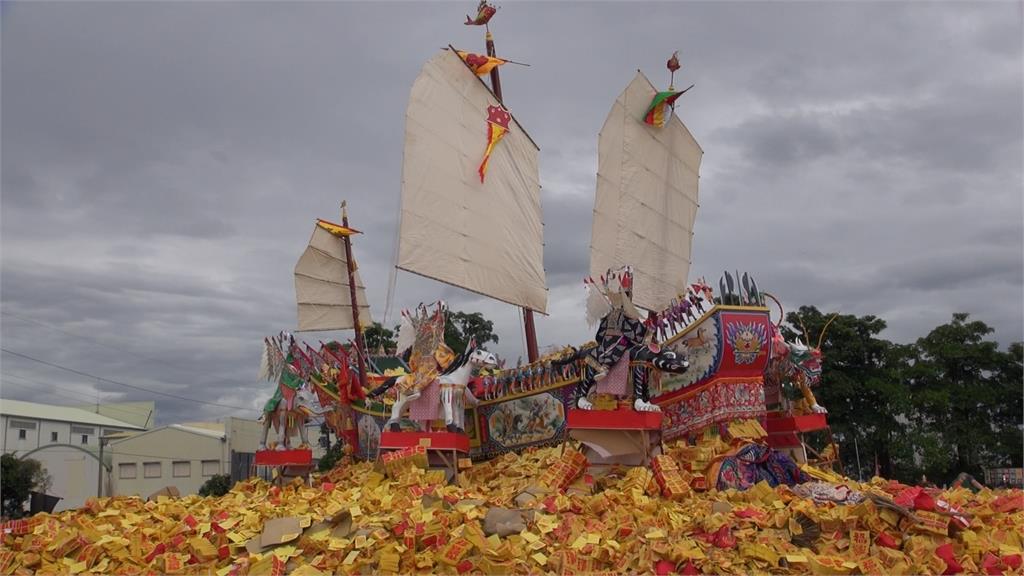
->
[295,222,373,331]
[590,71,703,311]
[397,49,548,314]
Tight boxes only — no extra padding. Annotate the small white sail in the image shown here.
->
[295,222,373,331]
[397,49,548,314]
[590,71,703,312]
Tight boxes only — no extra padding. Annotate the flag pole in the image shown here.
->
[484,18,539,364]
[341,201,369,390]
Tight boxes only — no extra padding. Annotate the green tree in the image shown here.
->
[364,322,398,354]
[198,474,232,497]
[444,310,499,354]
[908,313,1020,482]
[992,342,1023,468]
[318,441,345,473]
[782,306,916,481]
[1,454,51,519]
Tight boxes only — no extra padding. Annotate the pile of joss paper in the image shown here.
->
[2,432,1022,575]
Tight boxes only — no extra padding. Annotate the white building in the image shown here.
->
[109,418,328,498]
[0,398,151,512]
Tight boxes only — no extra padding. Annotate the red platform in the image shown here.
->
[254,449,313,466]
[766,413,829,433]
[380,431,469,453]
[567,408,663,430]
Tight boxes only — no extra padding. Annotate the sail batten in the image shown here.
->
[295,224,373,331]
[590,71,703,312]
[398,49,548,313]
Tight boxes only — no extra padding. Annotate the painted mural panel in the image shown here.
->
[487,393,564,447]
[657,314,722,396]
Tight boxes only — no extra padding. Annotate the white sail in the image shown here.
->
[295,223,373,331]
[590,71,703,312]
[397,49,548,314]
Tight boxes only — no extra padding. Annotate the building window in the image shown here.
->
[119,463,137,479]
[70,425,95,436]
[18,429,26,440]
[51,431,58,442]
[201,460,220,477]
[81,434,88,445]
[172,461,191,478]
[9,420,36,430]
[143,462,161,478]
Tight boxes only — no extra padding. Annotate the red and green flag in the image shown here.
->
[478,104,511,183]
[465,1,497,25]
[644,90,683,127]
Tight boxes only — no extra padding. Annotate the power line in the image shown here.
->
[0,311,188,372]
[0,309,267,396]
[0,368,241,420]
[2,379,113,408]
[0,377,159,421]
[0,347,257,412]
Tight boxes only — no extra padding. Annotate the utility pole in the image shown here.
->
[96,436,106,498]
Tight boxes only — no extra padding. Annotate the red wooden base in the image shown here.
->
[766,413,829,433]
[254,449,313,466]
[766,432,801,448]
[567,408,663,430]
[380,431,469,453]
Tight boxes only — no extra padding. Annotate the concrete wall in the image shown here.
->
[110,427,227,498]
[2,414,137,512]
[226,417,328,458]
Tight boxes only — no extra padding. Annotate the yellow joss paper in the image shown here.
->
[292,566,327,576]
[786,554,808,563]
[378,552,401,573]
[273,545,298,560]
[342,550,359,565]
[438,538,473,565]
[740,543,779,565]
[531,552,548,566]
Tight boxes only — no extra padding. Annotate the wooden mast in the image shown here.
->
[341,200,369,389]
[485,21,540,363]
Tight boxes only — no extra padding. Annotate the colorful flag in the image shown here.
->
[478,104,511,182]
[457,51,507,76]
[643,90,683,127]
[465,0,497,25]
[316,219,360,237]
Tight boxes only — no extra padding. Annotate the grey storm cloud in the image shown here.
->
[2,1,1021,425]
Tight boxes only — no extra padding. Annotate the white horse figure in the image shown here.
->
[258,382,332,450]
[375,348,498,433]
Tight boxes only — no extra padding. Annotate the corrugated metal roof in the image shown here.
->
[169,424,225,439]
[0,398,146,430]
[108,422,225,446]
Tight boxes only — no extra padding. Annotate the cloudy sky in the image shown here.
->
[2,1,1021,426]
